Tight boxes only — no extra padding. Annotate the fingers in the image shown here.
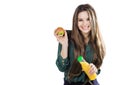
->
[56,36,63,42]
[89,63,97,75]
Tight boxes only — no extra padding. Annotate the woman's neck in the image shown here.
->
[84,37,89,44]
[83,33,90,44]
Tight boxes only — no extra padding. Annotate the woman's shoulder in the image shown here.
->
[66,30,74,46]
[66,30,72,40]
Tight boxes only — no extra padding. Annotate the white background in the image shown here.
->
[0,0,120,85]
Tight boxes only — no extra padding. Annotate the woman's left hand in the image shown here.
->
[89,63,98,75]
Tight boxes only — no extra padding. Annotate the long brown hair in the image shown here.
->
[68,4,106,79]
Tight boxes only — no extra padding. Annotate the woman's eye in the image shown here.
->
[78,19,83,21]
[87,18,89,21]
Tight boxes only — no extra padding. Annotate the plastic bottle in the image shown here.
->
[77,56,97,80]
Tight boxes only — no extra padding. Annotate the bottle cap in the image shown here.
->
[77,56,83,62]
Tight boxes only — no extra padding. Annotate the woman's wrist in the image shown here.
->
[61,44,68,59]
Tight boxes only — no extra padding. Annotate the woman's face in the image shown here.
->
[77,11,91,35]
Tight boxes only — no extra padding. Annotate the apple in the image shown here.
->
[55,27,65,36]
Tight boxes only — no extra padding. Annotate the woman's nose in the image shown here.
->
[83,21,87,26]
[83,21,88,26]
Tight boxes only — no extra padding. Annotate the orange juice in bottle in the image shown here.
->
[77,56,97,80]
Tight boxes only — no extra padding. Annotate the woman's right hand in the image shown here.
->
[54,30,68,47]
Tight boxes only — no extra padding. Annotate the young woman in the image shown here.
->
[54,4,106,85]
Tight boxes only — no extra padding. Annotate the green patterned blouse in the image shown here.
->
[56,31,100,83]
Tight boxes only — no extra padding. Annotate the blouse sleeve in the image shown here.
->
[56,43,70,72]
